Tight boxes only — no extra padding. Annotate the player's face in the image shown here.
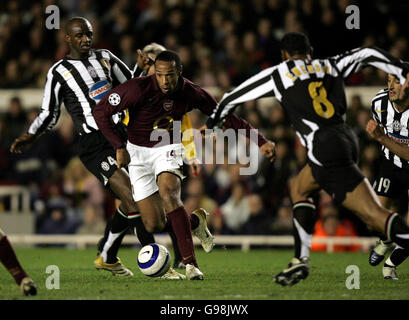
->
[388,74,402,102]
[155,60,181,94]
[66,21,93,56]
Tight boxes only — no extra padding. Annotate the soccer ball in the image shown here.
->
[137,243,171,277]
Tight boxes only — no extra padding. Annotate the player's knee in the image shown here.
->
[290,180,304,202]
[159,185,181,207]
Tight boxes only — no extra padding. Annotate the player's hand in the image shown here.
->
[260,140,276,163]
[399,73,409,101]
[366,119,385,141]
[188,158,201,176]
[116,147,130,168]
[10,133,35,154]
[136,49,151,71]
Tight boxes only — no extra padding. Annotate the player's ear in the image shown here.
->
[281,50,289,61]
[64,34,71,45]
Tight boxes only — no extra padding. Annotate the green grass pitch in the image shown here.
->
[0,247,408,300]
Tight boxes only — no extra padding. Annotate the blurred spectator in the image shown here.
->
[1,97,26,150]
[220,181,250,234]
[242,194,273,235]
[311,206,361,252]
[271,197,293,235]
[76,206,106,235]
[38,204,80,235]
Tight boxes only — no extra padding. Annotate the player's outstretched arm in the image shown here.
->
[10,65,63,154]
[366,119,409,161]
[334,46,409,84]
[206,66,278,129]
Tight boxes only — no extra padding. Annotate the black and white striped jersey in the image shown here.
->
[207,46,409,166]
[28,49,133,137]
[371,88,409,169]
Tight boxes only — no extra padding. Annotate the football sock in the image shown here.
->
[387,245,409,267]
[111,208,130,233]
[385,213,409,250]
[166,206,198,267]
[130,216,155,246]
[98,216,112,253]
[0,236,28,285]
[292,200,317,260]
[101,208,130,263]
[169,229,183,264]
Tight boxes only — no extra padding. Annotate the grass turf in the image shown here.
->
[0,247,408,300]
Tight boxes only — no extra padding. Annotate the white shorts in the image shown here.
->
[127,142,186,202]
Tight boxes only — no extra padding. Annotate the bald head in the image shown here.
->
[65,17,92,35]
[65,17,93,59]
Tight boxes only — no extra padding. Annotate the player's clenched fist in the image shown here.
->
[259,140,276,163]
[366,119,385,141]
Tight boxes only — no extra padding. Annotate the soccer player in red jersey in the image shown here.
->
[93,50,275,279]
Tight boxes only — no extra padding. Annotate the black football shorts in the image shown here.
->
[77,130,119,186]
[373,157,409,199]
[309,123,365,204]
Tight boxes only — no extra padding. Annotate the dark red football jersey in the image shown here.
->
[92,75,267,149]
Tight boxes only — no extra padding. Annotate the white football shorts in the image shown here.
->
[126,142,186,202]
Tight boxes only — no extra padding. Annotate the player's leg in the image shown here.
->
[382,190,409,279]
[369,196,395,266]
[135,191,186,279]
[274,164,320,286]
[0,228,37,295]
[157,172,204,280]
[290,164,320,262]
[77,135,136,275]
[342,179,409,253]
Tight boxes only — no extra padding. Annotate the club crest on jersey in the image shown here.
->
[87,65,98,79]
[101,161,110,171]
[108,93,121,106]
[89,80,112,102]
[100,58,110,69]
[163,100,174,111]
[392,120,402,131]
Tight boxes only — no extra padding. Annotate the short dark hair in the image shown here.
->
[280,32,312,56]
[65,17,91,34]
[155,50,181,69]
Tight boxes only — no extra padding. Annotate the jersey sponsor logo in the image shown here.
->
[87,65,98,79]
[392,120,403,131]
[101,161,110,171]
[89,80,112,102]
[388,132,409,145]
[108,93,121,106]
[163,100,174,111]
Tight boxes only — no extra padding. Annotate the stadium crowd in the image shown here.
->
[1,0,409,248]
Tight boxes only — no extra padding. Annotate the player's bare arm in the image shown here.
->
[367,119,409,161]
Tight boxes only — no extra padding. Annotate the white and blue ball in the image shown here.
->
[137,243,171,277]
